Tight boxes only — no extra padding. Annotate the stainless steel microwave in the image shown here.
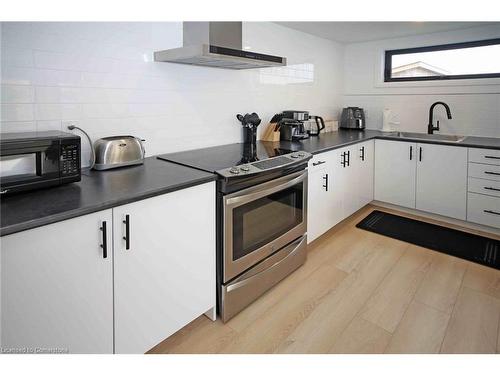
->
[0,131,81,195]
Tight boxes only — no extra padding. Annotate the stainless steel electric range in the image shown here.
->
[158,142,312,322]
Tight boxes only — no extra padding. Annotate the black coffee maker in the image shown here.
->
[274,110,325,141]
[279,120,309,141]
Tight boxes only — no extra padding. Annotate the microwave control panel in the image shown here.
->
[60,143,80,176]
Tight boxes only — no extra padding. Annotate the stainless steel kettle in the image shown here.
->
[93,136,145,170]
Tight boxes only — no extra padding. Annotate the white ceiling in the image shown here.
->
[276,22,494,43]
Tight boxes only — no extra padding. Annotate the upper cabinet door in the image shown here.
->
[1,210,114,353]
[374,139,417,208]
[113,182,216,354]
[416,143,467,220]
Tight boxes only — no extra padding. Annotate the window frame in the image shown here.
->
[384,38,500,82]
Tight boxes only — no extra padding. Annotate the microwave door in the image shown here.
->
[0,143,60,191]
[0,153,38,180]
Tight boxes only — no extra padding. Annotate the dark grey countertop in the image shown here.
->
[0,157,216,237]
[278,129,500,155]
[2,129,498,237]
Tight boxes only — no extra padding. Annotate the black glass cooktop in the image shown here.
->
[157,142,296,173]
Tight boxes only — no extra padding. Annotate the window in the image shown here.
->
[384,38,500,82]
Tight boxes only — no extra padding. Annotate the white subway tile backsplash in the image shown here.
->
[81,103,130,119]
[1,104,34,121]
[344,93,500,137]
[1,47,34,68]
[35,103,82,121]
[35,87,81,103]
[80,71,144,89]
[36,120,62,131]
[32,69,83,87]
[1,22,34,50]
[1,85,35,103]
[34,50,113,73]
[1,21,342,166]
[0,121,36,133]
[1,67,34,85]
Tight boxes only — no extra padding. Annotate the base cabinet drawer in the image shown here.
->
[467,193,500,229]
[308,152,332,172]
[468,148,500,166]
[468,163,500,181]
[468,178,500,198]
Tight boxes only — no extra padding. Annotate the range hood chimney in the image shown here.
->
[154,22,287,70]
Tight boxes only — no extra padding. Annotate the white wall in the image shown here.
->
[0,22,344,166]
[343,24,500,137]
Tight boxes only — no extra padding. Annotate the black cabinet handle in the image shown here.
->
[360,146,365,161]
[123,214,130,250]
[409,146,413,160]
[484,209,500,216]
[312,160,326,166]
[322,174,329,191]
[419,147,423,162]
[484,186,500,192]
[346,151,350,167]
[484,156,500,160]
[341,152,346,167]
[100,221,107,259]
[484,171,500,176]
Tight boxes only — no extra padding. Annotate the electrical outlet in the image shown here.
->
[364,109,369,118]
[62,120,79,130]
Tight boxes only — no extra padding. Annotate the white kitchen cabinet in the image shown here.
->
[351,140,375,209]
[467,193,500,229]
[113,182,216,353]
[374,139,417,208]
[307,155,335,243]
[1,210,114,353]
[330,142,372,223]
[307,141,375,244]
[328,148,346,226]
[339,146,359,218]
[468,148,500,166]
[467,147,500,229]
[415,143,467,220]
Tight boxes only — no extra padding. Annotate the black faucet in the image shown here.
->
[428,101,452,134]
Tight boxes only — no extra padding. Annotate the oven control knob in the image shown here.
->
[229,167,240,174]
[290,154,299,159]
[240,165,250,172]
[298,152,306,157]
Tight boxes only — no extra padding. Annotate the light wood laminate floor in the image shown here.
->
[149,205,500,354]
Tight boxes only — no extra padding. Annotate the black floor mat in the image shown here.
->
[356,210,500,270]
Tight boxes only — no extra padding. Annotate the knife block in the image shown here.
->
[261,122,280,142]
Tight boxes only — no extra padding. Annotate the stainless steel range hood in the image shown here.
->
[154,22,287,70]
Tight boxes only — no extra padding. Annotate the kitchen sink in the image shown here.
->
[389,132,466,143]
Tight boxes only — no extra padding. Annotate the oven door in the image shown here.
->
[223,170,307,282]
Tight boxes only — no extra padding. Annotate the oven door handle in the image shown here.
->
[226,236,306,293]
[225,171,307,207]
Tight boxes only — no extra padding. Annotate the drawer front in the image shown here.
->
[308,152,332,171]
[468,148,500,165]
[467,193,500,229]
[468,178,500,198]
[468,162,500,181]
